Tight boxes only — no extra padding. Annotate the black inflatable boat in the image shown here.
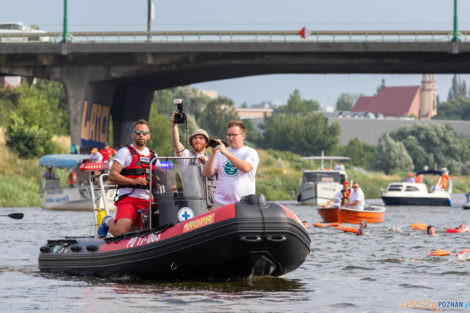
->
[38,157,310,280]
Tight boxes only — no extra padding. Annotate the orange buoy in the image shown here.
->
[429,249,451,256]
[336,226,361,235]
[326,222,341,227]
[67,171,77,186]
[313,222,325,227]
[409,223,428,231]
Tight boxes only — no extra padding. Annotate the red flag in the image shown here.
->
[298,27,307,39]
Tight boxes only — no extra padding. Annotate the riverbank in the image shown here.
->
[0,130,469,207]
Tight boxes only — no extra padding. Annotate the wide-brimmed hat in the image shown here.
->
[91,148,98,153]
[189,129,209,143]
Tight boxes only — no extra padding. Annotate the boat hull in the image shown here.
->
[317,207,385,224]
[38,199,310,280]
[40,186,116,211]
[380,196,451,206]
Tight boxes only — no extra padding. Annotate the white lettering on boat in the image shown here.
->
[126,233,161,248]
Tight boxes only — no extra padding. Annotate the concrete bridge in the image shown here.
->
[1,30,470,150]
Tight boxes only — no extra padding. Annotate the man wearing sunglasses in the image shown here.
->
[98,119,156,237]
[171,112,217,210]
[202,121,259,209]
[346,182,365,210]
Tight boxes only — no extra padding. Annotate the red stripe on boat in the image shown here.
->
[279,204,303,225]
[99,203,236,252]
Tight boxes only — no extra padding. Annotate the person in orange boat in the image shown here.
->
[326,181,351,207]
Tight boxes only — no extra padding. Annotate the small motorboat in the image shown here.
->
[463,193,470,210]
[317,205,386,224]
[297,153,350,206]
[39,154,116,211]
[380,169,452,206]
[38,157,310,280]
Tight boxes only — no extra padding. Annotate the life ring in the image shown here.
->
[67,171,77,186]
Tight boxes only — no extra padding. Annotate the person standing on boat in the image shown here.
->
[43,167,57,180]
[346,182,365,210]
[334,162,345,171]
[99,143,116,163]
[98,119,156,237]
[202,121,259,209]
[404,173,415,183]
[326,181,351,207]
[171,112,217,210]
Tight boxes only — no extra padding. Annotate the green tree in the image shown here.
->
[261,113,339,155]
[275,89,319,114]
[336,93,359,111]
[434,97,470,120]
[448,74,467,101]
[198,97,239,138]
[338,137,375,169]
[389,123,468,174]
[6,113,57,158]
[147,109,172,156]
[373,134,414,174]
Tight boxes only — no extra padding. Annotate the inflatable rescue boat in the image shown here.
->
[38,157,310,280]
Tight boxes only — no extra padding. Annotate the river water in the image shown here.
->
[1,195,470,313]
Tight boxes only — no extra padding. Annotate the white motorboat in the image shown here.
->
[463,193,470,210]
[39,154,116,211]
[297,154,350,206]
[380,169,451,206]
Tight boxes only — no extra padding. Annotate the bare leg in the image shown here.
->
[108,218,134,236]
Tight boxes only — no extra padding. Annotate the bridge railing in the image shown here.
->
[0,30,469,43]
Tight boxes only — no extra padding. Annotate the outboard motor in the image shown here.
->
[151,158,207,227]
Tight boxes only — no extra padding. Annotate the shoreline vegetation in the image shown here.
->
[0,130,469,208]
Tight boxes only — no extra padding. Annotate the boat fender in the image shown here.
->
[86,245,98,252]
[429,249,451,256]
[71,245,82,252]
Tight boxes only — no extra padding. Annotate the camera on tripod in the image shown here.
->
[173,99,187,124]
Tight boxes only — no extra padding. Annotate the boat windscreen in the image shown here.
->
[152,159,205,199]
[304,172,341,183]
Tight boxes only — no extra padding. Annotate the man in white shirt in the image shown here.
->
[347,182,365,210]
[202,121,259,208]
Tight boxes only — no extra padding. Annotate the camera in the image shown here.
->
[209,139,228,148]
[173,99,187,124]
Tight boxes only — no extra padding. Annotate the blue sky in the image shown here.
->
[3,0,470,108]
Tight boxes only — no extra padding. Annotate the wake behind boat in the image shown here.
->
[297,153,350,206]
[38,157,310,280]
[380,169,452,206]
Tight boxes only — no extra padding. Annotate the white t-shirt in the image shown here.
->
[349,188,365,210]
[213,146,259,205]
[331,190,343,207]
[90,152,103,162]
[114,144,154,200]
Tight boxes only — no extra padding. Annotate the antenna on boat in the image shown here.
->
[321,151,324,170]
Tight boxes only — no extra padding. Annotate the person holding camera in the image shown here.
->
[202,121,259,209]
[171,110,217,210]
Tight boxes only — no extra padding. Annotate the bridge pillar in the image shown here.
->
[61,69,154,152]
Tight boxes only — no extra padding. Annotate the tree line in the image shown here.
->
[1,78,469,176]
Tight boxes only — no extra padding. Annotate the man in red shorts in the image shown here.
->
[97,119,157,237]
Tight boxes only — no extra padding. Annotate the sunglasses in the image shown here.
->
[353,185,359,188]
[134,130,149,136]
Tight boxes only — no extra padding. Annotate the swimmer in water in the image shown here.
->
[359,219,367,230]
[302,221,309,229]
[426,225,435,236]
